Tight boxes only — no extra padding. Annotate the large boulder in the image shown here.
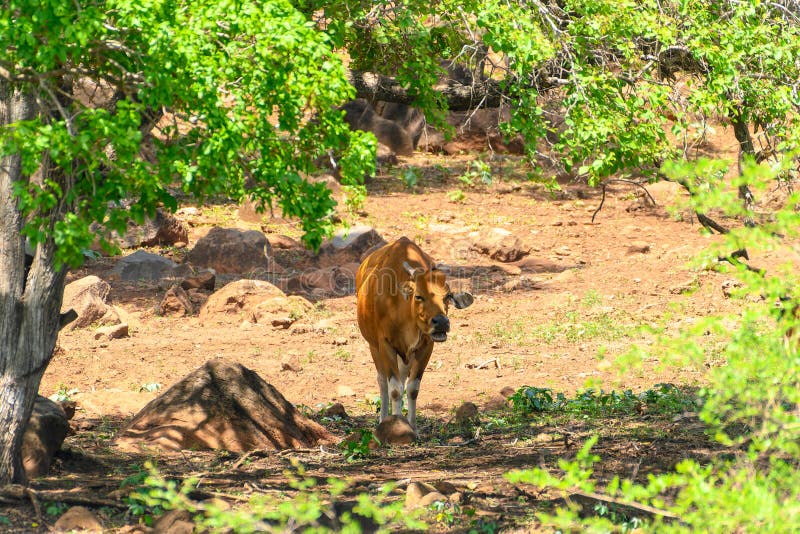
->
[109,249,190,281]
[61,275,121,329]
[199,279,312,326]
[469,228,530,263]
[188,227,283,274]
[114,359,336,452]
[315,226,386,268]
[22,396,70,478]
[341,99,414,156]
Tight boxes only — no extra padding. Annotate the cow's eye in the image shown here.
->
[414,295,424,302]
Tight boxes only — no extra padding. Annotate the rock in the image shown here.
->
[188,227,283,274]
[484,395,509,410]
[140,210,190,247]
[405,482,446,509]
[180,272,216,291]
[453,402,479,425]
[53,506,103,532]
[449,492,463,504]
[627,241,651,254]
[470,228,530,263]
[93,208,189,250]
[158,285,194,317]
[316,226,386,268]
[152,509,194,534]
[94,323,129,340]
[284,266,356,298]
[324,403,348,418]
[405,482,436,509]
[114,359,335,452]
[433,480,459,495]
[341,99,414,156]
[375,415,416,445]
[266,234,302,250]
[199,280,312,326]
[336,385,356,397]
[110,250,187,281]
[22,396,69,479]
[61,275,120,330]
[500,386,516,398]
[418,492,448,507]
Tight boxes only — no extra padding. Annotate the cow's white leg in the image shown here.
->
[406,378,421,432]
[388,375,403,417]
[377,372,389,422]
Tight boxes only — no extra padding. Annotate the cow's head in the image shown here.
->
[402,262,474,342]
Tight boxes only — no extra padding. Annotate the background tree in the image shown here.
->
[0,0,373,484]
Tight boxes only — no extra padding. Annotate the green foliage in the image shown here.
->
[509,384,697,418]
[340,429,377,462]
[506,156,800,531]
[459,160,493,187]
[126,461,424,532]
[44,502,68,517]
[1,0,373,267]
[400,167,421,189]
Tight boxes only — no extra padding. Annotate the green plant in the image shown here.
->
[459,160,493,187]
[50,384,77,403]
[127,461,425,532]
[340,429,377,462]
[334,348,353,362]
[447,189,466,203]
[44,502,68,517]
[139,382,162,393]
[400,167,421,189]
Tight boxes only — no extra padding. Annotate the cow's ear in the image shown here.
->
[401,281,415,300]
[448,292,474,309]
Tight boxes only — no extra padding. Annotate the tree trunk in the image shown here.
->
[0,82,67,485]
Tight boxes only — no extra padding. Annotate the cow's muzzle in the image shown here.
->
[430,314,450,342]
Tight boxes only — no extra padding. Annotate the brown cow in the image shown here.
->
[356,237,473,434]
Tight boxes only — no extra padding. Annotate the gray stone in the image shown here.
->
[316,226,386,268]
[110,250,183,281]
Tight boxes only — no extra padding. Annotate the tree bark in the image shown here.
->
[0,81,67,485]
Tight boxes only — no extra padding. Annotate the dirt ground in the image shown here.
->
[3,126,794,532]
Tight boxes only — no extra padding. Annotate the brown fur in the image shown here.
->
[356,237,472,432]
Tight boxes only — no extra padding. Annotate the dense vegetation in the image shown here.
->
[2,0,800,530]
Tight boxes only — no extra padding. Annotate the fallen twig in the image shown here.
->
[592,179,656,223]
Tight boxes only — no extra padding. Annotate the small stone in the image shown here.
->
[180,271,216,291]
[324,403,348,418]
[272,317,294,329]
[53,506,103,533]
[433,480,458,495]
[627,241,651,254]
[449,492,463,504]
[336,385,356,397]
[332,337,348,346]
[375,415,416,445]
[94,323,129,340]
[418,492,447,507]
[500,386,516,398]
[454,402,479,425]
[152,509,194,534]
